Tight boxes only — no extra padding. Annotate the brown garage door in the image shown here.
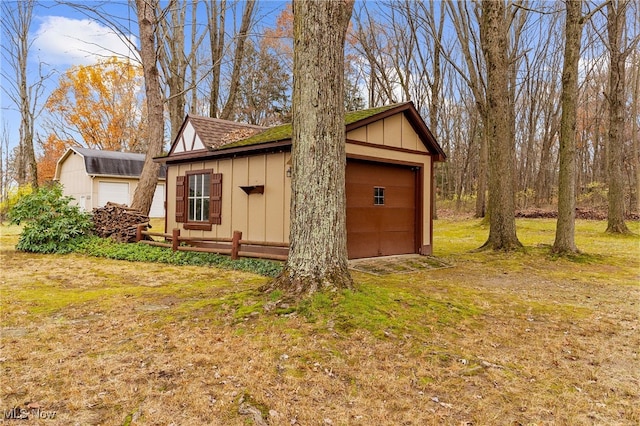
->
[346,160,417,259]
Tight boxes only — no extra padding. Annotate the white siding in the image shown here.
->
[149,184,165,217]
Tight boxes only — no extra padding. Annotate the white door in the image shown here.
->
[98,181,130,207]
[149,184,165,217]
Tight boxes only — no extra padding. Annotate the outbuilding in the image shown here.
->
[55,147,167,217]
[156,102,446,259]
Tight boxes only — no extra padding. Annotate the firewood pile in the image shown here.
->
[92,202,150,242]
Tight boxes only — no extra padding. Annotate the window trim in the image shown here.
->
[177,169,223,231]
[187,172,211,223]
[374,186,385,206]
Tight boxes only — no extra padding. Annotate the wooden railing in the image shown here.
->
[135,225,289,261]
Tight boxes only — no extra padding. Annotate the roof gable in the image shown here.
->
[169,115,265,155]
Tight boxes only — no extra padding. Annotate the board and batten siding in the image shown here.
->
[346,112,427,153]
[166,151,291,243]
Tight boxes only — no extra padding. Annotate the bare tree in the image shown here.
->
[605,0,632,234]
[352,5,400,107]
[157,0,206,141]
[553,0,584,254]
[0,124,11,214]
[478,0,522,251]
[130,0,164,216]
[633,40,640,213]
[265,0,355,296]
[234,39,290,126]
[206,0,256,120]
[445,0,491,218]
[219,0,255,120]
[206,0,226,118]
[553,1,610,252]
[0,0,50,189]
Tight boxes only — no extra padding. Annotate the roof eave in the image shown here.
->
[159,140,292,165]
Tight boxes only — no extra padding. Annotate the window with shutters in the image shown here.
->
[188,173,210,221]
[176,170,222,230]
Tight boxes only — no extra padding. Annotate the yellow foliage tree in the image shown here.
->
[44,57,148,153]
[36,134,71,184]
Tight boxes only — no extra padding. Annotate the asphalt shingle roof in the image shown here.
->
[72,147,166,178]
[187,115,266,150]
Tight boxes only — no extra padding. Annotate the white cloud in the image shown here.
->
[32,16,138,66]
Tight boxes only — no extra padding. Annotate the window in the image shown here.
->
[176,170,222,230]
[374,187,385,205]
[188,173,210,221]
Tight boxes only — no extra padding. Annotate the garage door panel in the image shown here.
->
[347,161,413,185]
[346,208,380,232]
[384,187,415,207]
[380,208,415,231]
[347,184,414,208]
[347,232,380,258]
[379,231,415,255]
[346,183,375,207]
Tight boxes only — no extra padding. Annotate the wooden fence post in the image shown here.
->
[231,230,242,260]
[172,228,180,251]
[136,224,145,242]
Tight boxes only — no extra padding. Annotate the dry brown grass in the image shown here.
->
[1,219,639,425]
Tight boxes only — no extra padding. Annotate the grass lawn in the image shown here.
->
[1,218,638,425]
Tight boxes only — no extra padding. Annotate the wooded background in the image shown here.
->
[2,0,639,216]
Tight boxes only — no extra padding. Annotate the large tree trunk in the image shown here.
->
[478,0,521,251]
[553,0,582,253]
[131,0,164,216]
[264,0,355,297]
[633,49,640,213]
[605,0,631,234]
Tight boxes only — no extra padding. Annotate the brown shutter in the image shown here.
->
[210,173,222,224]
[176,175,186,222]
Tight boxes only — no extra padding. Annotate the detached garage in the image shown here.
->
[54,147,167,217]
[156,102,446,259]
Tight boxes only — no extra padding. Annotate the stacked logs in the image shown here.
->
[92,202,150,243]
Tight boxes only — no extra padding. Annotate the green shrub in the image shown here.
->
[8,183,93,253]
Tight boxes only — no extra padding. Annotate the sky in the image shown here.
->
[1,1,139,152]
[0,0,287,154]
